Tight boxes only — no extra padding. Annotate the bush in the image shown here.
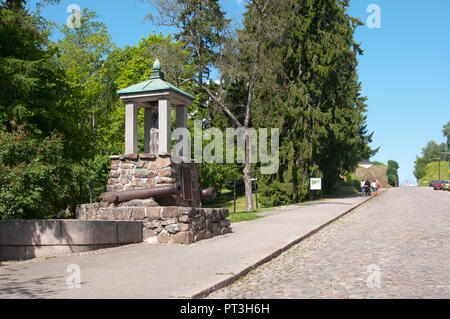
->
[386,160,399,186]
[73,153,111,204]
[352,179,362,191]
[0,128,73,220]
[198,162,241,195]
[258,179,300,207]
[413,156,427,181]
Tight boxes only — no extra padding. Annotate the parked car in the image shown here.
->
[430,180,439,187]
[434,180,450,190]
[443,181,450,191]
[433,180,445,190]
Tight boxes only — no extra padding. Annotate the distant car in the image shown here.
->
[434,180,450,190]
[430,180,439,187]
[433,180,445,190]
[443,181,450,191]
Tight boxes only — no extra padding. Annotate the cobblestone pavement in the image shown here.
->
[208,187,450,299]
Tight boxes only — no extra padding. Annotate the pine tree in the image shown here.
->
[252,0,375,205]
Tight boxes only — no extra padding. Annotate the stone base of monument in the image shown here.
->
[76,201,231,245]
[75,152,232,245]
[107,153,202,207]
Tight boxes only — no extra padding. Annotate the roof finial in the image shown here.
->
[149,58,164,80]
[153,58,161,71]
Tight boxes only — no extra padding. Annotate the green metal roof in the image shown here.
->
[117,59,195,100]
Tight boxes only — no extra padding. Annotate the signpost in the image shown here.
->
[251,178,259,209]
[233,180,236,214]
[439,152,450,180]
[310,178,322,199]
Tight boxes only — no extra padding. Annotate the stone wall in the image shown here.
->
[76,202,231,245]
[0,220,142,261]
[107,153,201,207]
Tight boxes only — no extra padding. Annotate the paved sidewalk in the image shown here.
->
[0,192,379,299]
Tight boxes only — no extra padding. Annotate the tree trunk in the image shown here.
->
[243,132,253,211]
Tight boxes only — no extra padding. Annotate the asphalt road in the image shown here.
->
[208,187,450,298]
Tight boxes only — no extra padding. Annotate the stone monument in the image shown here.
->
[76,59,231,244]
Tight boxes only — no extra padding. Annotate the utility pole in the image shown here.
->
[434,157,441,180]
[439,159,441,180]
[233,179,236,214]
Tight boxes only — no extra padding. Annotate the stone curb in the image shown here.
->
[189,190,387,299]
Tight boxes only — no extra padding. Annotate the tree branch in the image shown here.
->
[200,83,242,128]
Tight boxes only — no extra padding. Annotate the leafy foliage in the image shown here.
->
[442,121,450,150]
[413,156,427,181]
[1,0,378,218]
[420,141,448,162]
[414,122,450,181]
[416,160,450,186]
[386,160,399,186]
[0,0,85,160]
[0,127,73,220]
[250,0,376,204]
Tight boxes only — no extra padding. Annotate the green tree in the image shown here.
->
[0,0,84,160]
[56,8,114,155]
[55,8,117,203]
[147,0,281,211]
[0,126,73,220]
[386,160,399,186]
[0,0,95,218]
[413,122,450,182]
[253,0,376,205]
[144,0,229,86]
[420,141,448,162]
[442,121,450,151]
[387,160,399,170]
[413,156,427,181]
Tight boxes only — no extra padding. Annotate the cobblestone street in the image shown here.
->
[208,187,450,299]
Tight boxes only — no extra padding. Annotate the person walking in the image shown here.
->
[364,180,371,196]
[372,179,377,196]
[377,182,382,194]
[361,180,365,193]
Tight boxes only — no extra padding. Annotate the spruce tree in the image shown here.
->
[253,0,375,205]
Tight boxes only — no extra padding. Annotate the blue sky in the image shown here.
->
[28,0,450,185]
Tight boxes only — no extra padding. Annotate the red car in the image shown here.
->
[434,180,449,190]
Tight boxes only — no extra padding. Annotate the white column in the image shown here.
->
[144,108,153,153]
[176,105,188,130]
[158,98,171,154]
[125,102,138,154]
[174,105,189,160]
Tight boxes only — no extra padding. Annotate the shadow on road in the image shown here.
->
[0,267,64,298]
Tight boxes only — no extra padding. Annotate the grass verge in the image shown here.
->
[418,161,450,186]
[203,189,263,213]
[227,211,264,223]
[204,178,361,223]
